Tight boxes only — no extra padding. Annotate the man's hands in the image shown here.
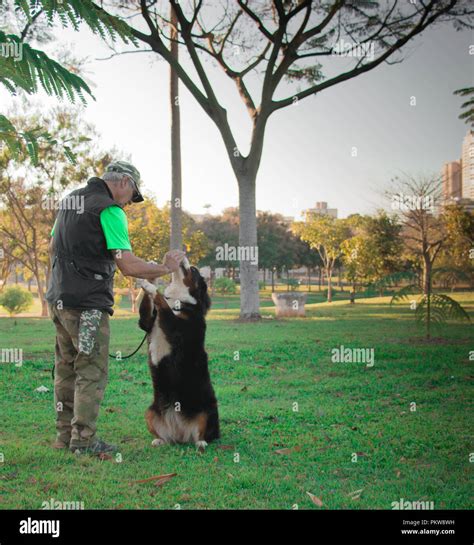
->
[163,250,186,273]
[114,250,186,279]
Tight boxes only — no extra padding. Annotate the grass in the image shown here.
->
[0,293,472,509]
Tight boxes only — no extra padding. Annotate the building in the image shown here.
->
[442,160,462,199]
[305,201,338,219]
[461,131,474,199]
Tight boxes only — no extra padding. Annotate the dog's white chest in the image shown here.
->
[149,319,171,365]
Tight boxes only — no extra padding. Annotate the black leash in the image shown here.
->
[51,332,148,380]
[108,332,148,360]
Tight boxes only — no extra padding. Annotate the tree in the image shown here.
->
[0,106,117,315]
[438,203,474,288]
[89,0,473,319]
[292,215,350,302]
[454,87,474,128]
[342,212,402,297]
[0,0,134,160]
[0,282,33,319]
[199,208,240,270]
[391,174,446,297]
[257,212,298,292]
[390,272,470,340]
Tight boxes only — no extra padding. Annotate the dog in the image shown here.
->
[137,258,219,451]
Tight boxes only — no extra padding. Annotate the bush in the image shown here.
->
[0,286,34,317]
[113,293,122,309]
[213,277,237,295]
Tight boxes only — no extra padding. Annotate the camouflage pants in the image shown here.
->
[49,304,110,448]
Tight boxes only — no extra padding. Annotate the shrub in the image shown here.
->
[113,293,122,309]
[213,277,237,295]
[0,286,34,317]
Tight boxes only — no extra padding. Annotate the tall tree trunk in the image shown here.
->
[307,267,311,291]
[327,267,333,303]
[169,6,182,251]
[129,278,138,313]
[237,174,260,319]
[318,267,322,291]
[423,254,432,339]
[271,268,275,293]
[35,273,47,317]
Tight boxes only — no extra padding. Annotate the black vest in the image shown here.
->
[46,178,119,315]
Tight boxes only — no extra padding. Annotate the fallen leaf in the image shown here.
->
[129,473,177,485]
[240,386,248,392]
[350,426,358,431]
[275,446,301,455]
[98,453,113,461]
[348,488,364,500]
[154,475,176,487]
[213,457,219,462]
[306,491,323,507]
[217,445,234,450]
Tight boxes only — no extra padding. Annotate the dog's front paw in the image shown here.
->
[139,279,157,296]
[151,438,166,447]
[195,440,208,452]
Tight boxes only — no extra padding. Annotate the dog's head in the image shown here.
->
[164,257,211,315]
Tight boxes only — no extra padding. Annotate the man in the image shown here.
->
[46,160,185,456]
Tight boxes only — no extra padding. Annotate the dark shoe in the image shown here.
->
[70,439,118,456]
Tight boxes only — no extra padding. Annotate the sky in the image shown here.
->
[2,5,473,220]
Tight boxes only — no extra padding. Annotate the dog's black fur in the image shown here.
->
[138,264,219,446]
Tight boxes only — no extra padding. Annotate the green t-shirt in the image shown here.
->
[51,205,132,251]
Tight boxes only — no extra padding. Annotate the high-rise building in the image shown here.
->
[461,131,474,199]
[305,201,338,219]
[442,161,462,199]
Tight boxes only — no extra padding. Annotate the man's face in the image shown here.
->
[116,175,137,206]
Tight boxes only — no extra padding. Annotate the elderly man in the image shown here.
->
[46,160,184,456]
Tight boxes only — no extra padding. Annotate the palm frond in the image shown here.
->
[415,294,471,323]
[390,284,420,305]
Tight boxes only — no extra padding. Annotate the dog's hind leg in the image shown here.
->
[145,408,167,447]
[193,413,209,451]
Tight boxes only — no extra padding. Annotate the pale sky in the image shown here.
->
[2,9,473,219]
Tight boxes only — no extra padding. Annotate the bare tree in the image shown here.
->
[96,0,473,318]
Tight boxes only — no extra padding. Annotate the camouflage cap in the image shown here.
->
[105,160,144,203]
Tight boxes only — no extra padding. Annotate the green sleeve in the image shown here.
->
[100,206,132,251]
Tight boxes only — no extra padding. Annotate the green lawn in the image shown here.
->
[0,293,472,509]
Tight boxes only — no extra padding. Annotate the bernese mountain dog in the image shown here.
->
[137,258,219,451]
